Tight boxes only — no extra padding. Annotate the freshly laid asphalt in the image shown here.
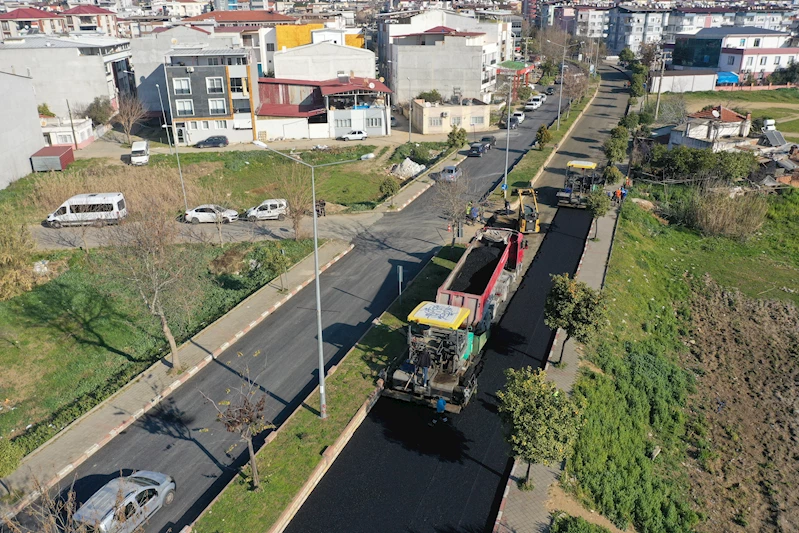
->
[9,89,565,532]
[283,209,593,533]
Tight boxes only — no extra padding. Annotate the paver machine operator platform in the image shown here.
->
[557,160,601,208]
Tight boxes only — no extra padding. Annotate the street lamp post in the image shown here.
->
[156,82,188,212]
[547,39,583,130]
[407,77,412,143]
[252,141,374,420]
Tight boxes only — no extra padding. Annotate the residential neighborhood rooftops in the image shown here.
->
[693,26,789,37]
[0,7,62,19]
[169,47,247,56]
[0,34,129,49]
[398,25,485,38]
[184,11,295,23]
[688,105,748,123]
[258,76,391,96]
[61,5,115,15]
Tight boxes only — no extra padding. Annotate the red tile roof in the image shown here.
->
[184,11,295,22]
[0,7,62,20]
[61,5,114,15]
[259,76,391,95]
[152,25,210,34]
[688,106,747,123]
[256,103,326,117]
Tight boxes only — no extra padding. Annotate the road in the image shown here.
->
[10,88,564,532]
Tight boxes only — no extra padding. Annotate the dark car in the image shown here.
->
[468,142,489,157]
[546,87,555,95]
[480,136,496,148]
[195,135,229,148]
[500,117,519,130]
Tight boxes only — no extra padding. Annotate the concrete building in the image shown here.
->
[411,98,490,135]
[669,106,752,152]
[164,46,257,145]
[184,10,296,28]
[664,7,795,44]
[574,5,611,40]
[41,116,95,149]
[255,76,391,141]
[62,5,118,37]
[607,5,668,54]
[150,0,206,18]
[672,27,799,81]
[273,41,375,80]
[0,35,134,117]
[649,69,716,93]
[0,7,67,40]
[0,71,45,188]
[256,23,364,77]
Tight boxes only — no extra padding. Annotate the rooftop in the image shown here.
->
[398,25,485,38]
[169,46,247,56]
[693,26,789,38]
[184,11,295,23]
[258,76,391,97]
[0,34,129,49]
[61,5,115,15]
[688,105,748,123]
[0,7,62,20]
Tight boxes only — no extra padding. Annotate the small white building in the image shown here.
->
[150,0,206,18]
[273,41,375,81]
[41,116,95,149]
[669,106,753,152]
[411,98,491,135]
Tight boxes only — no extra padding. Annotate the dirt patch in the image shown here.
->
[183,161,224,178]
[684,276,799,532]
[577,359,606,377]
[547,482,632,533]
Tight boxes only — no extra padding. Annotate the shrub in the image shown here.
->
[0,438,23,477]
[603,165,624,185]
[37,103,56,117]
[83,96,114,125]
[618,113,639,130]
[517,85,533,103]
[446,125,467,148]
[416,90,442,103]
[692,190,768,240]
[379,176,400,199]
[551,514,612,533]
[638,111,654,125]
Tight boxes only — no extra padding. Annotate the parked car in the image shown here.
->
[340,130,368,141]
[130,141,149,166]
[480,136,496,148]
[185,204,239,224]
[539,93,548,103]
[46,193,128,228]
[500,116,519,130]
[546,87,555,95]
[390,116,398,127]
[431,165,462,182]
[468,142,489,157]
[195,136,229,148]
[245,199,288,221]
[512,111,526,124]
[524,100,540,112]
[73,471,176,533]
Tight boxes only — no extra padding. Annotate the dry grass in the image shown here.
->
[693,190,768,240]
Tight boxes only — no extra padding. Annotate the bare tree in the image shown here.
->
[106,203,201,372]
[637,41,660,70]
[114,95,147,145]
[538,27,573,63]
[276,166,313,240]
[201,368,273,489]
[433,177,472,246]
[562,73,589,118]
[2,478,89,533]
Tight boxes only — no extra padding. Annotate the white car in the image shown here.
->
[185,204,239,224]
[524,100,540,112]
[540,93,548,103]
[245,199,288,222]
[340,130,368,141]
[512,111,526,124]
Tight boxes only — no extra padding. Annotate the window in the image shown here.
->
[206,77,224,94]
[173,78,191,95]
[739,38,746,47]
[266,43,275,51]
[55,206,67,216]
[201,121,209,129]
[366,117,382,128]
[209,99,226,115]
[334,119,351,128]
[117,199,126,211]
[215,120,227,129]
[470,116,485,125]
[727,56,735,65]
[189,121,198,130]
[746,57,754,66]
[753,38,761,47]
[71,203,113,213]
[207,57,220,66]
[233,100,251,113]
[429,117,442,126]
[774,56,781,65]
[175,99,194,116]
[56,133,73,144]
[136,489,157,507]
[230,78,244,93]
[451,116,462,126]
[760,57,767,66]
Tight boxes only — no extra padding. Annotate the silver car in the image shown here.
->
[185,204,239,224]
[74,471,176,533]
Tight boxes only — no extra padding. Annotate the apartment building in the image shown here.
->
[164,47,257,145]
[151,0,206,18]
[664,6,795,44]
[607,5,668,54]
[62,5,118,37]
[0,7,67,40]
[0,71,45,188]
[574,5,611,40]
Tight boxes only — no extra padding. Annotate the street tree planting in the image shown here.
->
[544,273,605,363]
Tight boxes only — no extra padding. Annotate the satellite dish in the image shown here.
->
[711,109,720,118]
[378,76,385,83]
[171,38,178,44]
[369,82,375,89]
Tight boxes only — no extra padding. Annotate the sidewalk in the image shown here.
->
[0,240,354,519]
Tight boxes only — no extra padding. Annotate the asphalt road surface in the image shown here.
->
[9,86,565,532]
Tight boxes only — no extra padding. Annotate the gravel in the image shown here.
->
[448,242,503,294]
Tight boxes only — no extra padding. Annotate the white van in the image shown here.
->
[46,193,128,228]
[245,199,288,222]
[130,141,150,166]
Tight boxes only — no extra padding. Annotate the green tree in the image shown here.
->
[379,176,401,205]
[630,74,646,97]
[544,273,606,363]
[610,125,629,140]
[517,85,533,103]
[447,125,468,148]
[604,136,627,165]
[541,58,559,77]
[717,151,758,181]
[603,165,624,186]
[619,47,635,66]
[416,89,442,103]
[497,367,582,485]
[638,110,654,126]
[84,96,114,125]
[37,103,56,117]
[586,189,611,238]
[618,113,639,130]
[536,124,552,150]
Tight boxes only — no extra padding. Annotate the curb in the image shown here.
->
[393,181,433,211]
[3,243,355,520]
[492,461,517,533]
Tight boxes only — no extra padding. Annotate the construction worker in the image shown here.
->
[470,205,479,225]
[621,187,628,201]
[614,188,622,204]
[432,397,448,424]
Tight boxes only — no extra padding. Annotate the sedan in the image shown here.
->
[480,136,496,148]
[546,87,555,95]
[340,130,368,141]
[512,111,526,124]
[185,204,239,224]
[195,135,229,148]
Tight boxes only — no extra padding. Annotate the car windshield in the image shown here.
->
[213,205,226,212]
[128,476,157,487]
[132,150,145,156]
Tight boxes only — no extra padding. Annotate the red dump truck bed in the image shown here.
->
[436,228,523,329]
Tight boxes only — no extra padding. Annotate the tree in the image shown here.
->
[540,58,559,78]
[619,47,635,66]
[517,85,533,103]
[536,124,552,150]
[603,165,624,186]
[37,103,56,117]
[416,89,442,103]
[497,367,582,485]
[202,368,273,489]
[637,41,660,69]
[586,189,611,238]
[2,477,93,533]
[433,177,471,246]
[630,73,646,97]
[562,72,589,117]
[604,136,627,165]
[618,112,639,130]
[114,95,147,145]
[275,166,313,240]
[83,96,114,125]
[379,176,401,206]
[447,125,468,149]
[544,273,605,363]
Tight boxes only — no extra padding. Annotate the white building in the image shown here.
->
[669,106,752,152]
[664,7,794,44]
[0,71,45,188]
[273,41,375,80]
[607,5,669,54]
[0,35,134,118]
[41,116,95,149]
[62,5,119,37]
[574,6,611,40]
[0,7,67,40]
[150,0,206,18]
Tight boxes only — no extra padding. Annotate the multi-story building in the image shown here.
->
[151,0,206,18]
[607,5,668,54]
[164,46,257,145]
[574,5,611,40]
[273,41,375,80]
[184,10,296,28]
[0,7,67,40]
[672,27,799,81]
[664,6,795,44]
[62,5,118,37]
[0,70,45,188]
[0,35,134,117]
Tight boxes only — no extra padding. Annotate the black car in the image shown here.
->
[468,142,489,157]
[195,135,229,148]
[480,136,497,148]
[500,117,519,130]
[546,87,555,95]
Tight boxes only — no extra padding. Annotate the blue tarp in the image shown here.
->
[717,71,739,84]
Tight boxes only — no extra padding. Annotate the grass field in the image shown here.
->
[0,240,315,457]
[679,87,799,104]
[194,245,465,533]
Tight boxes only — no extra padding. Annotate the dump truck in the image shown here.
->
[557,160,600,208]
[385,228,525,412]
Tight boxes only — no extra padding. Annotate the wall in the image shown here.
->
[330,107,388,138]
[650,73,716,93]
[275,23,324,50]
[256,116,310,140]
[273,42,375,80]
[412,99,491,135]
[0,72,45,189]
[391,39,483,102]
[0,48,107,118]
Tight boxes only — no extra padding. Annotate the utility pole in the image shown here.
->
[654,50,667,120]
[65,99,78,151]
[407,76,412,144]
[161,60,189,212]
[558,42,566,130]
